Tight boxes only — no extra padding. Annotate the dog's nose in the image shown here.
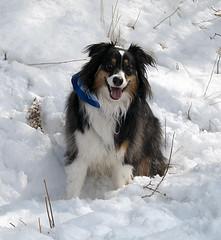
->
[113,77,123,87]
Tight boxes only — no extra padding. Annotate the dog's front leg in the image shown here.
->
[65,158,88,199]
[111,163,133,189]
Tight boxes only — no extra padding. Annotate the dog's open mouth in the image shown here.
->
[109,87,123,100]
[105,78,129,100]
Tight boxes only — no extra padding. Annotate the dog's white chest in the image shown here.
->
[85,104,116,148]
[73,104,125,173]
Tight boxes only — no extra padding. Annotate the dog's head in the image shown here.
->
[81,42,155,104]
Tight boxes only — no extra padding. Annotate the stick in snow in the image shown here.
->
[44,179,55,228]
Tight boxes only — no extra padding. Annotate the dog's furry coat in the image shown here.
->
[65,42,166,198]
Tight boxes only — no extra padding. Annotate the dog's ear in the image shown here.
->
[81,42,114,90]
[84,42,114,58]
[128,44,155,99]
[128,44,155,68]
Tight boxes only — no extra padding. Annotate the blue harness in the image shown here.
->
[71,72,100,108]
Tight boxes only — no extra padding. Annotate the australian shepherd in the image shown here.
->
[65,42,166,198]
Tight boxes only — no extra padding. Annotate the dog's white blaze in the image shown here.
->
[66,102,133,198]
[119,50,125,56]
[106,70,127,89]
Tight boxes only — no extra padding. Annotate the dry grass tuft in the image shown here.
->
[28,98,43,131]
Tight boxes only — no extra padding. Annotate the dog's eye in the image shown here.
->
[125,65,133,75]
[126,65,132,71]
[105,63,113,72]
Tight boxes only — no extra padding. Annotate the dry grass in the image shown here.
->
[27,98,43,131]
[8,180,55,234]
[153,7,180,30]
[107,0,121,43]
[44,179,55,228]
[204,52,220,98]
[142,132,176,198]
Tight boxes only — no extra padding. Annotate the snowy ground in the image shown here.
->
[0,0,221,239]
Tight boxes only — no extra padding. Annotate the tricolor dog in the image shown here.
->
[65,42,166,198]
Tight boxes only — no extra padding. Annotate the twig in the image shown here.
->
[209,120,218,131]
[27,58,87,66]
[217,55,220,74]
[117,25,121,43]
[204,53,219,97]
[204,91,221,100]
[38,218,42,233]
[187,102,192,120]
[164,119,167,149]
[211,6,221,12]
[44,179,55,228]
[131,9,141,29]
[107,0,119,38]
[142,132,175,198]
[172,145,184,157]
[110,15,121,43]
[19,219,27,226]
[210,33,221,39]
[210,100,221,106]
[10,222,16,228]
[192,17,218,26]
[143,186,165,195]
[153,7,179,29]
[45,197,52,228]
[217,47,221,74]
[100,0,105,24]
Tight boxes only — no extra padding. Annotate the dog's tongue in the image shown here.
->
[110,87,123,100]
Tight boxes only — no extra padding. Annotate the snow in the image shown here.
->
[0,0,221,239]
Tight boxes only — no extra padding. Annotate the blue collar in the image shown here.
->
[71,72,100,108]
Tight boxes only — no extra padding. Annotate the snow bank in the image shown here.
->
[0,0,221,239]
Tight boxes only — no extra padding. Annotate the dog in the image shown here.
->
[65,42,167,198]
